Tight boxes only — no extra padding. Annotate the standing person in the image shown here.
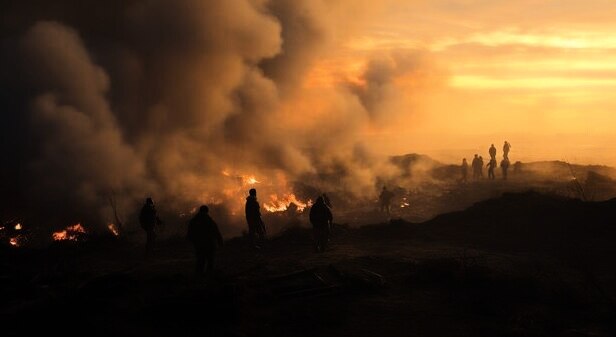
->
[139,197,161,257]
[245,188,266,247]
[472,154,480,179]
[378,186,395,216]
[489,144,497,160]
[487,158,497,180]
[309,195,333,253]
[187,205,224,276]
[503,141,512,160]
[501,158,511,180]
[461,158,469,183]
[478,156,485,178]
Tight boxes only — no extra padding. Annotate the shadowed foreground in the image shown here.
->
[2,192,616,337]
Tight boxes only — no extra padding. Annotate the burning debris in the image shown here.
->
[1,220,28,248]
[107,223,120,236]
[9,237,19,246]
[52,223,87,241]
[263,194,312,213]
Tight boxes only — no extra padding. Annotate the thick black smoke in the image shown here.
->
[0,0,438,233]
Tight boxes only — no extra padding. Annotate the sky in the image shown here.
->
[305,0,616,165]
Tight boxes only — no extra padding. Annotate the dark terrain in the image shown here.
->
[2,191,616,337]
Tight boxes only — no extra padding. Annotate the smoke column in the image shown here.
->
[0,0,441,233]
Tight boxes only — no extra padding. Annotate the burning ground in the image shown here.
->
[3,154,616,249]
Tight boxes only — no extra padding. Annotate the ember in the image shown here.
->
[52,223,86,241]
[9,237,19,247]
[107,223,120,236]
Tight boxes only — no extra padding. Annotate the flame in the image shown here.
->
[107,223,120,236]
[9,237,19,247]
[52,223,86,241]
[221,170,260,186]
[14,223,22,230]
[243,175,260,185]
[400,197,410,208]
[263,194,312,213]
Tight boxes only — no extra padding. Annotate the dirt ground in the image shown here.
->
[3,191,616,337]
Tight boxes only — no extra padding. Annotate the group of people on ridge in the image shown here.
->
[139,188,334,277]
[461,141,512,182]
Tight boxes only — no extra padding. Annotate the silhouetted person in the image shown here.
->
[309,195,333,253]
[139,197,161,257]
[503,141,511,160]
[461,158,469,183]
[472,154,480,179]
[187,205,223,276]
[478,156,485,178]
[487,158,497,180]
[245,188,266,247]
[378,186,395,216]
[489,144,497,160]
[501,158,511,180]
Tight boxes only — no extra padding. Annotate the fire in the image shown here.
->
[9,237,19,247]
[107,223,120,236]
[400,197,410,208]
[15,223,22,230]
[263,194,312,213]
[52,223,86,241]
[243,175,260,185]
[222,169,260,186]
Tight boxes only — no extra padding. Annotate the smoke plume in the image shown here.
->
[0,0,442,234]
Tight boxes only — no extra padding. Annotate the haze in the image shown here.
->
[312,0,616,165]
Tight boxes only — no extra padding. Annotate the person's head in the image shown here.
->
[315,196,324,204]
[474,154,478,158]
[463,158,467,162]
[249,188,256,197]
[382,186,387,190]
[480,156,483,159]
[199,205,209,214]
[491,144,494,147]
[146,197,153,205]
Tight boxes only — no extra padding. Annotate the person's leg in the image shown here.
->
[195,246,205,275]
[206,249,216,275]
[146,229,155,256]
[313,227,320,252]
[321,227,330,252]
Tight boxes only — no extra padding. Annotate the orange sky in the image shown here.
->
[304,0,616,165]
